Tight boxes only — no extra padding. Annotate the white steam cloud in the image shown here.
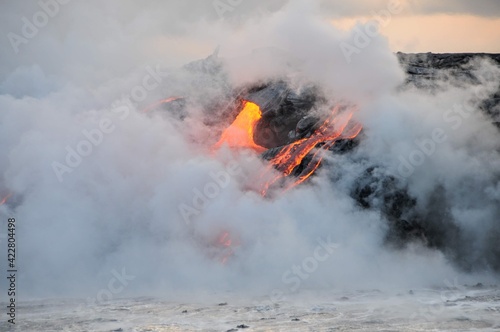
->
[0,0,498,301]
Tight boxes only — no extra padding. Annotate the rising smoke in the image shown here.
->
[0,0,498,300]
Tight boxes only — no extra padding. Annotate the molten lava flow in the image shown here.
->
[218,231,232,247]
[0,193,12,206]
[213,101,266,153]
[216,231,237,265]
[261,106,362,195]
[211,100,361,196]
[199,101,360,264]
[142,97,182,113]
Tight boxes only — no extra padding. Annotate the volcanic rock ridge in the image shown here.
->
[151,52,500,272]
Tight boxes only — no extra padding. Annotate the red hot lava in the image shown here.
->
[213,101,266,153]
[142,97,183,113]
[148,96,362,264]
[260,105,362,195]
[0,193,11,206]
[216,231,236,264]
[211,100,362,196]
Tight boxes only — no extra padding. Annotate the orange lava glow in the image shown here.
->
[218,231,232,247]
[213,101,266,153]
[217,231,236,265]
[142,97,182,113]
[0,193,12,206]
[208,100,361,264]
[261,106,362,196]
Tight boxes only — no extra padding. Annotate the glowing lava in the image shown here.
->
[0,193,12,206]
[193,99,361,265]
[216,231,237,265]
[261,105,362,195]
[142,97,182,113]
[213,101,266,153]
[212,100,362,196]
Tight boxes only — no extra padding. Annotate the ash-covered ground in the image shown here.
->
[1,2,500,331]
[6,286,500,331]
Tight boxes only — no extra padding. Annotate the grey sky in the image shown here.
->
[318,0,500,17]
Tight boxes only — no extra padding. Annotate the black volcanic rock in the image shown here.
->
[353,167,416,216]
[244,52,500,263]
[244,81,320,148]
[160,52,500,269]
[397,52,500,125]
[295,115,321,139]
[174,51,500,129]
[397,52,500,86]
[397,52,500,71]
[246,81,289,116]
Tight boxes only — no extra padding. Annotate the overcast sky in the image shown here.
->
[319,0,500,17]
[321,0,500,53]
[0,0,499,82]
